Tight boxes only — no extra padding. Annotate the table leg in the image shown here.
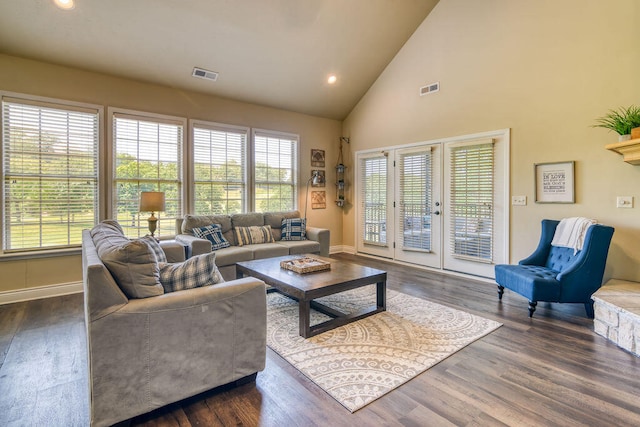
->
[377,280,386,310]
[299,299,311,338]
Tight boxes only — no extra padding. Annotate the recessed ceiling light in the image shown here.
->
[327,75,337,84]
[54,0,75,10]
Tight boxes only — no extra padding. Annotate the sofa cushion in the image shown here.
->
[159,252,224,293]
[182,214,235,245]
[276,239,321,255]
[281,217,306,241]
[264,210,301,240]
[90,222,164,299]
[231,212,264,228]
[211,246,254,267]
[235,225,275,246]
[193,224,231,251]
[244,243,289,259]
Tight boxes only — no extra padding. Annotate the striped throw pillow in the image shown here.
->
[281,218,306,241]
[235,225,275,246]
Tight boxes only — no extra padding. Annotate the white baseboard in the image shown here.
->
[330,245,356,254]
[0,281,83,305]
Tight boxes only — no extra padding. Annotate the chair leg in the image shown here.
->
[584,301,595,319]
[497,285,504,300]
[528,301,537,317]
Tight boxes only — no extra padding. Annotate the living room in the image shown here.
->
[1,0,640,426]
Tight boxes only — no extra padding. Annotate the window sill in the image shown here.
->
[0,247,81,261]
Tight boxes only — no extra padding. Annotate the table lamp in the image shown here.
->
[139,191,165,238]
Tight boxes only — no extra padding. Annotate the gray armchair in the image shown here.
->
[82,230,267,426]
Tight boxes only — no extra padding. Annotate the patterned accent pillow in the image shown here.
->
[159,252,224,293]
[281,218,306,241]
[235,225,275,246]
[193,224,231,251]
[138,235,168,263]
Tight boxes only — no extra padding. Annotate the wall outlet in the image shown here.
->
[616,196,633,208]
[512,195,527,206]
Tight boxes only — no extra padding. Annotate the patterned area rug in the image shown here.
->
[266,285,502,412]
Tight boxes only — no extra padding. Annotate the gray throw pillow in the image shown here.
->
[90,222,164,299]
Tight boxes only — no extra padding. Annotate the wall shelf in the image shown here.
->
[605,138,640,165]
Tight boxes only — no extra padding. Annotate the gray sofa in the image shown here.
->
[175,210,330,281]
[82,226,267,427]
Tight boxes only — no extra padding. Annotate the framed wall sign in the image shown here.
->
[534,161,575,203]
[311,149,325,167]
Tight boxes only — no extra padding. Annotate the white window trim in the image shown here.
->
[0,91,103,256]
[250,128,300,213]
[189,119,250,214]
[107,107,186,236]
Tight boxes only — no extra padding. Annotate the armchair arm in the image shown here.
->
[519,219,559,266]
[306,226,330,256]
[175,233,212,257]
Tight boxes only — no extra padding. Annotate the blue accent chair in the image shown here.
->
[494,219,614,318]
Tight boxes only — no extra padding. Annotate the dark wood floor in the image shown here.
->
[1,253,639,426]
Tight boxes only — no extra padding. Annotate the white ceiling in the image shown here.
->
[0,0,439,120]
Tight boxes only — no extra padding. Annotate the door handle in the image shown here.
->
[434,211,440,215]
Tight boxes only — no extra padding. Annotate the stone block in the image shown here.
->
[594,302,619,327]
[618,314,636,353]
[593,319,608,338]
[607,327,619,344]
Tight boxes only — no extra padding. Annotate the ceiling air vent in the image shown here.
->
[419,81,439,96]
[192,67,218,81]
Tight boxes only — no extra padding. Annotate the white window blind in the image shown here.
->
[2,97,99,252]
[449,139,494,261]
[253,130,298,212]
[112,111,183,238]
[361,155,388,245]
[399,148,432,252]
[193,122,247,215]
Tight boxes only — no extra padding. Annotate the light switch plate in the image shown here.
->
[616,196,633,208]
[512,195,527,206]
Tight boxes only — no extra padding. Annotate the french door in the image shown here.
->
[356,129,509,279]
[394,144,442,268]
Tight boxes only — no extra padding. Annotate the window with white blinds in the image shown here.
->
[192,121,247,215]
[112,110,184,238]
[361,155,388,245]
[1,96,99,252]
[253,129,298,212]
[399,148,432,251]
[449,139,494,261]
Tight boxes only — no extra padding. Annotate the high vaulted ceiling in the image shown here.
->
[0,0,439,120]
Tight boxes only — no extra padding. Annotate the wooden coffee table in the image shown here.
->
[236,254,387,338]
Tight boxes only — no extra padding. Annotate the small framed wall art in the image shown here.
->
[311,149,325,167]
[534,161,575,203]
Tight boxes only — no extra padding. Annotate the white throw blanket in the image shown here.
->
[551,217,596,254]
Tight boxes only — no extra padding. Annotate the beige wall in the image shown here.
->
[0,54,343,293]
[343,0,640,281]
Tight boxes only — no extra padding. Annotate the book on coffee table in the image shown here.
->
[280,256,331,274]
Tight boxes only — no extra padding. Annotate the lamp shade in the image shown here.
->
[139,191,165,212]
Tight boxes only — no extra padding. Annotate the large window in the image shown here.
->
[111,109,184,238]
[253,129,298,212]
[192,121,248,215]
[1,95,100,252]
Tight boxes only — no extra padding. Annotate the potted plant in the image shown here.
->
[593,105,640,141]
